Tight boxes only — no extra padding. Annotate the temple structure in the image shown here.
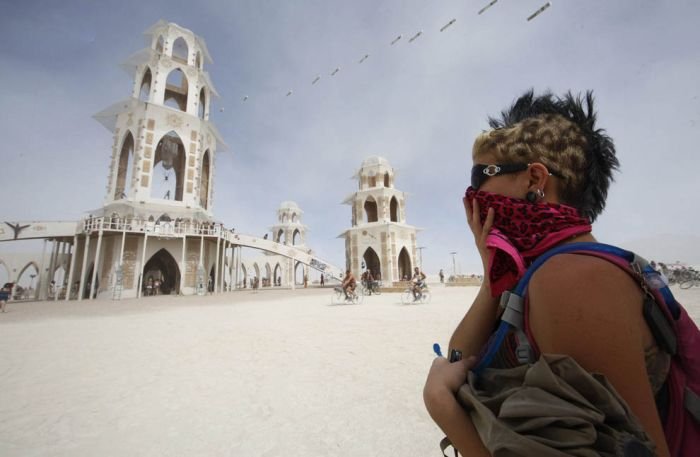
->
[340,157,419,284]
[0,21,342,301]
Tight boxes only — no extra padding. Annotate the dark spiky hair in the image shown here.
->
[483,90,619,222]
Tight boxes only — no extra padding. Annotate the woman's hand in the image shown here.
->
[463,196,495,276]
[423,355,477,406]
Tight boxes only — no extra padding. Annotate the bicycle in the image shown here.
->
[401,284,431,304]
[361,280,382,296]
[680,268,700,289]
[332,286,364,305]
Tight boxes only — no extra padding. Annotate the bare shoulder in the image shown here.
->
[529,253,642,310]
[527,253,646,357]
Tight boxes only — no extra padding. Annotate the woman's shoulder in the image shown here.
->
[528,252,644,321]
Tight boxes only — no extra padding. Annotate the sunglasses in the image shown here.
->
[470,163,564,189]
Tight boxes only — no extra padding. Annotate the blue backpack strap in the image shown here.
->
[473,242,644,375]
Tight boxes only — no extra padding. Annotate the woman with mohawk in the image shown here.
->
[423,90,679,456]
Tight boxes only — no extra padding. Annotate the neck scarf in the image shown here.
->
[465,187,592,297]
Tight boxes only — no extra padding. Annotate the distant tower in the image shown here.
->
[94,20,225,221]
[340,157,419,283]
[270,201,307,247]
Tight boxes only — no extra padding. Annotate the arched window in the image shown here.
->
[139,68,152,102]
[198,88,206,119]
[384,172,390,188]
[277,229,284,242]
[291,213,298,223]
[155,35,164,54]
[390,196,398,222]
[164,68,189,112]
[171,37,189,64]
[282,214,288,223]
[292,229,301,245]
[200,150,211,209]
[114,131,134,200]
[369,175,376,187]
[151,131,186,201]
[364,196,378,223]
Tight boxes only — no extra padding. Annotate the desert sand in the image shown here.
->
[1,285,699,457]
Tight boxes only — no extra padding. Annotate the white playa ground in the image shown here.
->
[1,285,699,457]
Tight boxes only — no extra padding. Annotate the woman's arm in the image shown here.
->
[529,254,670,457]
[423,357,491,457]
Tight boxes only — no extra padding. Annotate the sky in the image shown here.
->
[1,0,699,274]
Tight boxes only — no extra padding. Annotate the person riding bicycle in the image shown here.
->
[411,267,427,301]
[341,269,356,301]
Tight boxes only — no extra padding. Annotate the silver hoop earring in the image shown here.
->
[536,189,545,200]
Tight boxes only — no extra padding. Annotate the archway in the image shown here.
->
[114,131,134,199]
[273,263,282,286]
[363,247,381,279]
[398,247,412,281]
[292,229,301,245]
[16,262,39,299]
[139,68,152,102]
[171,37,189,64]
[384,172,390,187]
[52,265,66,298]
[240,264,247,288]
[200,150,210,208]
[294,261,305,285]
[291,213,298,223]
[143,249,180,295]
[198,88,206,119]
[390,197,398,222]
[151,131,186,201]
[164,68,189,111]
[364,196,378,223]
[264,263,271,287]
[277,229,284,243]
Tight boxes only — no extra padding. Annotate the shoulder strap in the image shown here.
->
[474,242,677,375]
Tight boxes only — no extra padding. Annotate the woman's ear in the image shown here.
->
[527,163,550,190]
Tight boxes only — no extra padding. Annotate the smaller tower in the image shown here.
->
[270,201,307,247]
[340,157,419,284]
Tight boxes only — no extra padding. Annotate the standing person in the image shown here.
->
[423,91,674,456]
[439,269,445,283]
[320,274,325,286]
[0,283,13,313]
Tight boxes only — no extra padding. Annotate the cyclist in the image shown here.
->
[412,267,427,301]
[342,269,356,301]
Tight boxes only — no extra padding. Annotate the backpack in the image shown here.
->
[473,242,700,456]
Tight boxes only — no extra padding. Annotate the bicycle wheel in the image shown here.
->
[331,287,344,304]
[353,289,364,305]
[361,285,371,296]
[372,285,381,295]
[680,280,694,290]
[420,289,432,304]
[401,289,413,304]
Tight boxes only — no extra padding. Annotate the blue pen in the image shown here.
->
[433,343,443,357]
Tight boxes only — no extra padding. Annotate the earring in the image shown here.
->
[526,189,545,203]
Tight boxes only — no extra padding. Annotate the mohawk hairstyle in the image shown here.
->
[487,90,619,222]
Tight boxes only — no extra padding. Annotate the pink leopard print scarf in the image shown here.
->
[465,187,592,297]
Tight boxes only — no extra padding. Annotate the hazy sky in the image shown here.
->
[1,0,699,273]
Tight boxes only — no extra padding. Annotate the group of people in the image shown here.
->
[144,277,162,296]
[340,266,426,301]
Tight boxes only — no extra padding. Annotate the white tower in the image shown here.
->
[270,201,307,247]
[340,157,419,283]
[94,20,226,221]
